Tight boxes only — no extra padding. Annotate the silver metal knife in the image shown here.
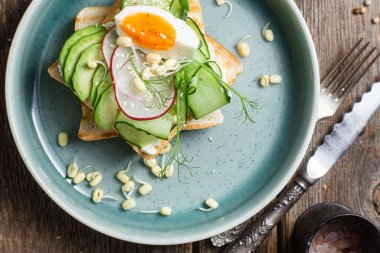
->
[216,82,380,253]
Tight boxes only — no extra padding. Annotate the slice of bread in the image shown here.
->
[78,103,118,141]
[48,0,242,159]
[75,6,112,31]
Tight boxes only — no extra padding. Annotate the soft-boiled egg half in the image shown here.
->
[115,6,200,60]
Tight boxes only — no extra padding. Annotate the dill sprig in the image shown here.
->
[192,60,260,123]
[229,85,260,123]
[165,93,196,180]
[159,70,197,179]
[129,54,175,109]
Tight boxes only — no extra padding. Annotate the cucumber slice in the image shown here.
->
[116,112,173,140]
[186,18,210,59]
[72,43,104,101]
[59,25,105,69]
[167,92,188,131]
[182,18,209,79]
[64,31,106,88]
[169,0,181,18]
[121,0,128,8]
[90,66,107,105]
[187,71,199,94]
[183,47,208,79]
[176,91,188,123]
[207,61,222,78]
[94,72,112,109]
[94,87,119,130]
[187,65,230,119]
[115,122,160,148]
[169,0,189,20]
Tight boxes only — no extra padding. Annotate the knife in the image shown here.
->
[218,82,380,253]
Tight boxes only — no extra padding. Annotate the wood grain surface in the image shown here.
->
[1,0,379,252]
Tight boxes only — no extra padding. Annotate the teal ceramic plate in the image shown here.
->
[6,0,319,245]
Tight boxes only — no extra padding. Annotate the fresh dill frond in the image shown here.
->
[129,53,175,109]
[162,72,198,179]
[166,93,196,180]
[228,85,260,123]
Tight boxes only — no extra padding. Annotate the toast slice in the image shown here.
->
[75,6,113,31]
[48,1,242,159]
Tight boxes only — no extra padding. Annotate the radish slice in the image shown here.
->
[110,46,176,121]
[102,26,118,67]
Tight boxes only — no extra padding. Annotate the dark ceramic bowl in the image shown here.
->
[292,203,380,253]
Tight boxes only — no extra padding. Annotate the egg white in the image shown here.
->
[114,6,199,60]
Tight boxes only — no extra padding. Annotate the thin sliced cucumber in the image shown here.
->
[187,65,230,119]
[207,61,222,78]
[94,72,112,109]
[186,18,210,59]
[94,87,119,130]
[115,122,160,148]
[172,78,192,124]
[72,43,104,101]
[90,66,107,105]
[116,112,173,140]
[64,31,106,88]
[169,0,181,18]
[59,25,105,68]
[183,47,208,79]
[169,0,189,20]
[121,0,128,9]
[187,71,199,95]
[176,90,188,123]
[168,91,187,131]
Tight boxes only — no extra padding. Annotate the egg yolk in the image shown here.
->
[120,13,176,51]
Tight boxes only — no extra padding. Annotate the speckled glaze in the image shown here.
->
[6,0,319,245]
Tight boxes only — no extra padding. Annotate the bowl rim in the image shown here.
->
[6,0,320,245]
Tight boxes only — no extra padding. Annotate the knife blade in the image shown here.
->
[222,82,380,253]
[307,81,380,179]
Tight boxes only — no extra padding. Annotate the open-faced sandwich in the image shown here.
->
[48,0,258,171]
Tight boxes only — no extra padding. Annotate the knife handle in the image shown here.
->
[223,172,317,253]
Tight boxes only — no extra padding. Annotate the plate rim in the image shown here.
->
[6,0,320,245]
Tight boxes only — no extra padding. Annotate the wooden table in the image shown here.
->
[1,0,379,252]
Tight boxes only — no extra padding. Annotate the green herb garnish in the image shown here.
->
[159,70,197,178]
[129,53,175,109]
[193,60,260,123]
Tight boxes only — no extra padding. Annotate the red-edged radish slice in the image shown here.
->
[110,46,176,121]
[102,26,118,67]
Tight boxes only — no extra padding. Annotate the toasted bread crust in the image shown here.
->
[78,104,118,141]
[75,7,112,31]
[48,61,65,84]
[183,110,224,131]
[102,0,121,24]
[48,1,241,158]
